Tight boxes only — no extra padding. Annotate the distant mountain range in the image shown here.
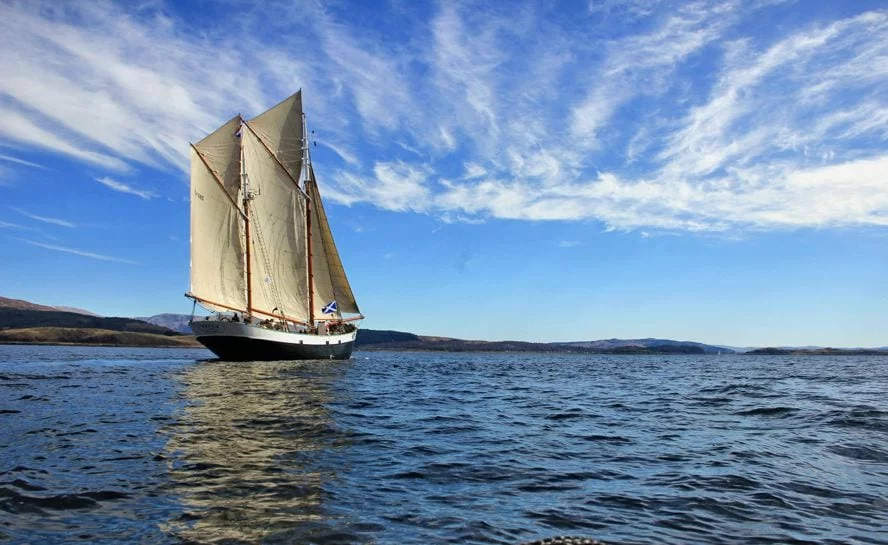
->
[135,313,193,334]
[2,297,886,354]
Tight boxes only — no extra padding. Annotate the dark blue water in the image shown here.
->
[1,346,887,544]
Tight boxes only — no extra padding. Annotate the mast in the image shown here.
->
[303,111,315,326]
[240,116,253,315]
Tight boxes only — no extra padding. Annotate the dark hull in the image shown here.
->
[196,335,354,361]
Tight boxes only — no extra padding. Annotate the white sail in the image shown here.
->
[189,116,247,312]
[307,166,360,318]
[242,126,311,323]
[247,91,304,183]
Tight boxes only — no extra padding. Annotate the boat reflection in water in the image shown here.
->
[162,360,350,543]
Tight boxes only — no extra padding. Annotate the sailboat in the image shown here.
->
[186,91,363,361]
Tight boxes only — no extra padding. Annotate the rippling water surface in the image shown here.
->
[1,345,887,544]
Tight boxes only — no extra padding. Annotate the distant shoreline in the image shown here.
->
[1,298,886,355]
[2,341,886,355]
[0,341,203,349]
[0,327,202,348]
[356,347,888,356]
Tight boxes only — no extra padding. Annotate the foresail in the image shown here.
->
[190,116,247,311]
[242,126,311,323]
[308,166,360,318]
[247,91,304,183]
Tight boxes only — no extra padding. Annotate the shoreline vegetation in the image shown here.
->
[1,296,886,355]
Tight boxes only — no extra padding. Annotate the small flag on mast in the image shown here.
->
[321,300,337,314]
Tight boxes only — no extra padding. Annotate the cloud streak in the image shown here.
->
[12,206,76,228]
[96,177,156,199]
[19,239,137,264]
[0,154,47,170]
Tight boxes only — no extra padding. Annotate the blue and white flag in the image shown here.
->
[321,300,337,314]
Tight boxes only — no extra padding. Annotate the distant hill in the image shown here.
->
[4,297,884,354]
[136,313,194,334]
[53,305,101,317]
[0,296,59,312]
[0,296,101,316]
[747,347,888,356]
[355,331,720,354]
[0,296,195,347]
[0,327,201,347]
[0,309,183,336]
[355,329,421,345]
[554,338,731,354]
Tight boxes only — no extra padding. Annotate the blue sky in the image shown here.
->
[0,0,886,347]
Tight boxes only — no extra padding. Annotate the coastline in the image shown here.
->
[0,327,202,348]
[0,341,203,349]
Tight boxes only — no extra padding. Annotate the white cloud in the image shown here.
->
[463,162,487,179]
[19,239,137,264]
[0,1,885,234]
[320,141,360,167]
[11,207,76,228]
[588,0,663,20]
[571,2,734,147]
[96,176,156,199]
[431,4,501,139]
[327,161,431,213]
[0,154,47,169]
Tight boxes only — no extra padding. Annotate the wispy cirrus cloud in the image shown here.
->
[19,239,137,264]
[95,177,156,199]
[0,154,47,170]
[0,1,886,233]
[0,219,59,240]
[12,206,76,228]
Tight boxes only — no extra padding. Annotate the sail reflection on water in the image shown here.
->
[162,361,347,543]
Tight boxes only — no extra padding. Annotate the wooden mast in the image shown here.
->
[240,116,253,316]
[303,112,315,327]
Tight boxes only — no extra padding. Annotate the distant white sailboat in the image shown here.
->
[186,91,363,360]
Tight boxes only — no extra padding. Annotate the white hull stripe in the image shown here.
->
[189,320,357,346]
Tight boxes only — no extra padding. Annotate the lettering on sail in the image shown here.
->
[194,190,205,201]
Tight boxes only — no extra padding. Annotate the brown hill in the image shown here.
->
[0,327,202,347]
[53,305,101,317]
[0,296,102,317]
[0,296,59,312]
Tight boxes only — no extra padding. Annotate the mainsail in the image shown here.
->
[189,116,247,313]
[242,124,311,323]
[188,91,360,325]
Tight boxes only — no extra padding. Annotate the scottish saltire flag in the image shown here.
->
[322,300,337,314]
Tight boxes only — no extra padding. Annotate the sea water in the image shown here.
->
[1,345,886,544]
